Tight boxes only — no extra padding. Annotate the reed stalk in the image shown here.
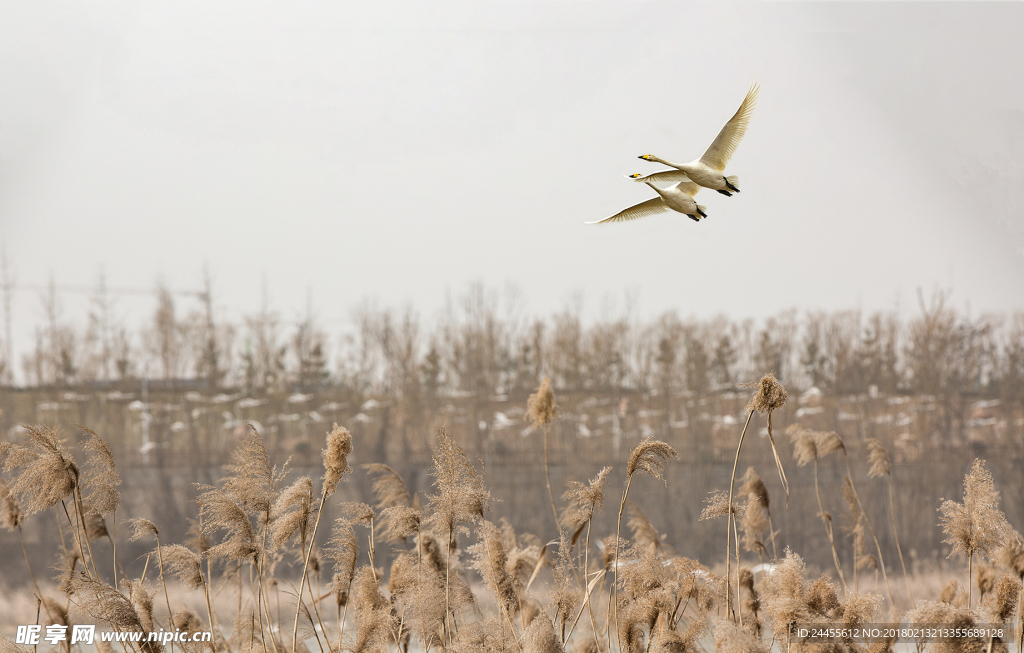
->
[293,489,329,653]
[153,534,176,653]
[726,410,754,623]
[610,473,633,645]
[887,477,914,605]
[812,458,847,594]
[543,423,559,535]
[841,456,896,609]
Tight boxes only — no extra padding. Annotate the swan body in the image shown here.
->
[587,181,706,225]
[638,83,758,196]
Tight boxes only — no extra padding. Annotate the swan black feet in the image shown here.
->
[716,189,733,197]
[723,177,740,193]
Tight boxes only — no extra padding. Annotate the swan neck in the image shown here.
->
[655,156,687,169]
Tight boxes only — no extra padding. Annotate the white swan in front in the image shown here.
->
[586,180,706,225]
[636,83,758,196]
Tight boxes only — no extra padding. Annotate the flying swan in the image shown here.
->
[634,83,758,196]
[586,180,706,225]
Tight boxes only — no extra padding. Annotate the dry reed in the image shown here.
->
[939,459,1012,607]
[786,424,848,594]
[527,377,559,536]
[3,373,1022,653]
[866,437,914,606]
[609,438,677,644]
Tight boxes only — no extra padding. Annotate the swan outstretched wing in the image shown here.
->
[586,197,668,224]
[672,180,702,197]
[699,83,758,172]
[627,170,691,185]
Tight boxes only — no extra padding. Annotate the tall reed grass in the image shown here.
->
[1,372,1023,653]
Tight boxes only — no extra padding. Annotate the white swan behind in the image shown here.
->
[587,180,706,225]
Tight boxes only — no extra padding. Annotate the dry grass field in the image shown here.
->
[1,372,1022,653]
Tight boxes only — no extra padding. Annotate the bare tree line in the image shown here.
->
[4,282,1024,414]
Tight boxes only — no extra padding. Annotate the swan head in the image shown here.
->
[639,154,654,161]
[626,173,642,180]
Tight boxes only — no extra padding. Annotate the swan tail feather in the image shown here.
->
[724,175,740,193]
[697,205,707,217]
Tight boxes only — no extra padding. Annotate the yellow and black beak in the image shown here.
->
[639,154,650,160]
[628,173,641,179]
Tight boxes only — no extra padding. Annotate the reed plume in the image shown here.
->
[83,508,108,542]
[982,572,1020,625]
[470,519,521,641]
[906,599,982,653]
[293,424,353,653]
[268,475,313,551]
[760,549,809,642]
[4,427,97,583]
[527,377,560,537]
[1,478,45,600]
[222,425,279,515]
[69,572,148,637]
[787,424,847,594]
[805,574,840,617]
[0,478,21,530]
[79,428,121,515]
[126,579,157,632]
[976,564,997,604]
[41,595,70,632]
[740,467,777,560]
[996,531,1024,579]
[712,618,769,653]
[563,466,612,530]
[172,610,208,653]
[351,565,393,653]
[724,374,789,626]
[128,518,176,652]
[939,459,1012,606]
[562,466,612,650]
[160,544,205,590]
[612,438,677,642]
[363,463,412,508]
[552,531,582,641]
[425,427,490,643]
[78,428,123,582]
[0,635,31,653]
[230,610,262,653]
[940,579,965,606]
[738,493,768,563]
[524,613,564,653]
[195,490,259,562]
[626,502,669,555]
[0,426,79,514]
[322,423,354,497]
[865,437,914,605]
[739,567,761,633]
[996,530,1024,650]
[700,490,736,522]
[742,373,790,498]
[325,517,359,645]
[388,551,446,652]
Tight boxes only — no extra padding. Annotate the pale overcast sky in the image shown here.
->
[1,2,1022,374]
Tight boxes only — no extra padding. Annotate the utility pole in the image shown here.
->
[200,265,218,388]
